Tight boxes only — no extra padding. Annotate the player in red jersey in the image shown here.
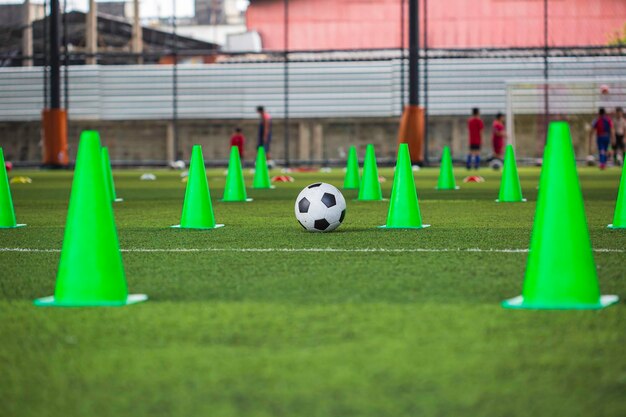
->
[491,112,505,161]
[230,127,245,160]
[466,108,484,170]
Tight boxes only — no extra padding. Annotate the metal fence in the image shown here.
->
[1,52,625,122]
[2,47,626,164]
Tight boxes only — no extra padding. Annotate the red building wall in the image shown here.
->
[246,0,626,50]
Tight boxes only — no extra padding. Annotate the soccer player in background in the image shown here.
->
[588,107,615,170]
[613,107,624,166]
[491,112,506,161]
[256,106,273,162]
[230,127,245,160]
[467,107,484,170]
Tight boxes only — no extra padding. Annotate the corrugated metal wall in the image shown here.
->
[246,0,626,50]
[0,55,624,122]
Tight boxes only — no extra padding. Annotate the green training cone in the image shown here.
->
[379,144,429,229]
[357,144,383,201]
[608,162,626,229]
[253,146,274,189]
[222,146,252,202]
[496,144,526,203]
[101,147,123,202]
[436,146,459,190]
[0,148,25,228]
[343,145,360,190]
[502,121,618,310]
[172,145,224,230]
[35,131,147,307]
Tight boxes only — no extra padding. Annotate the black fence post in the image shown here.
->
[43,0,48,108]
[408,0,419,107]
[543,0,549,144]
[49,0,60,109]
[400,0,405,113]
[62,0,69,111]
[172,0,179,160]
[424,0,429,165]
[283,0,290,167]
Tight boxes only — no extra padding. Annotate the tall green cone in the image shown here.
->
[172,145,224,230]
[0,148,25,228]
[222,146,252,202]
[101,147,123,202]
[253,146,274,189]
[503,121,618,309]
[608,163,626,229]
[35,131,147,307]
[379,144,429,229]
[436,146,459,190]
[343,145,360,190]
[496,144,526,202]
[357,144,383,201]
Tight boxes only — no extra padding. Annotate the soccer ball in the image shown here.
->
[169,160,186,170]
[294,182,346,232]
[489,158,503,170]
[600,84,610,95]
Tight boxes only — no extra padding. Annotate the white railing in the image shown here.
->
[0,55,625,122]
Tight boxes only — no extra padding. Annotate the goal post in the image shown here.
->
[505,78,626,158]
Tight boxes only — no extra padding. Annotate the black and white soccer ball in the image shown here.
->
[295,183,346,232]
[489,158,503,170]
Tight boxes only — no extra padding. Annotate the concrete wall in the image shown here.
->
[0,114,596,166]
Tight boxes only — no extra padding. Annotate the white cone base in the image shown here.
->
[171,224,225,230]
[502,294,619,310]
[495,199,527,203]
[607,224,625,229]
[0,224,26,228]
[34,294,148,307]
[435,186,460,190]
[114,198,124,202]
[220,198,253,202]
[378,224,431,230]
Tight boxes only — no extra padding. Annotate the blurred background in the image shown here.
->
[0,0,625,166]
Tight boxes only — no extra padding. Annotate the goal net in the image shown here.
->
[505,79,626,159]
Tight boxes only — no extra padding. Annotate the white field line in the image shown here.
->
[0,247,624,254]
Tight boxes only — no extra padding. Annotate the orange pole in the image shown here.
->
[397,104,424,163]
[42,108,69,166]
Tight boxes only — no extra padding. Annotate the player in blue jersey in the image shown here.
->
[588,108,615,170]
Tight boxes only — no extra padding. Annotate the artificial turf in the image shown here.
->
[1,166,625,417]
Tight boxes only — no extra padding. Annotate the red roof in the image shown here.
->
[247,0,626,50]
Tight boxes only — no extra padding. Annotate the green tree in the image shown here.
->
[608,23,626,46]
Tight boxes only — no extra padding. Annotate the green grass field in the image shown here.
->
[1,166,625,417]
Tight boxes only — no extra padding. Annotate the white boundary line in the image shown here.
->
[0,247,624,254]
